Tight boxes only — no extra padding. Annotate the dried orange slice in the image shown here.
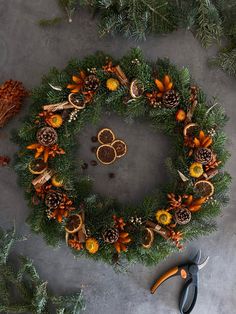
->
[28,159,47,174]
[68,93,85,109]
[194,180,214,197]
[97,128,115,144]
[183,123,198,137]
[142,228,154,249]
[96,144,117,165]
[111,140,127,158]
[130,79,144,98]
[65,214,83,234]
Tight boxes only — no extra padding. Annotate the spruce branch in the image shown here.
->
[0,227,85,313]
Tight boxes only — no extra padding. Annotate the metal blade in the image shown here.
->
[192,250,201,264]
[198,256,210,270]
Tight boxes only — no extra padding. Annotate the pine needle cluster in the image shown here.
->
[38,1,236,77]
[0,227,85,313]
[13,48,231,266]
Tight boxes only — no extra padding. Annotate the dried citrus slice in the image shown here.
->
[194,180,214,197]
[96,144,117,165]
[28,159,47,174]
[68,93,85,109]
[142,228,154,249]
[183,123,198,137]
[65,214,83,234]
[130,79,144,98]
[111,139,127,158]
[97,128,115,144]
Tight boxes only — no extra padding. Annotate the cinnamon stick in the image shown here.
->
[145,220,169,240]
[114,65,129,86]
[32,169,54,189]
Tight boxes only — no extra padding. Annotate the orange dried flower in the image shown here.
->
[67,71,86,93]
[27,143,65,162]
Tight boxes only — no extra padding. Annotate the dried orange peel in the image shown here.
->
[154,75,173,97]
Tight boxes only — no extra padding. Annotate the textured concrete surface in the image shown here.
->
[0,1,236,313]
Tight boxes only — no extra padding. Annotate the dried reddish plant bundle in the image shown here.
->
[0,80,28,127]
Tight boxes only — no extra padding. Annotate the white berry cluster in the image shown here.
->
[87,67,97,74]
[68,109,79,122]
[207,128,216,137]
[130,216,142,225]
[131,58,141,66]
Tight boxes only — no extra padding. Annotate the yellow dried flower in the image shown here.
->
[156,210,172,225]
[189,162,204,178]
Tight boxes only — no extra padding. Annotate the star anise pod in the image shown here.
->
[168,230,183,249]
[113,215,126,230]
[167,193,182,210]
[35,184,52,199]
[68,239,83,251]
[205,153,221,171]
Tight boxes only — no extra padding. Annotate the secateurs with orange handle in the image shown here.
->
[150,250,209,314]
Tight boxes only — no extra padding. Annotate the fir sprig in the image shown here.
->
[0,227,85,313]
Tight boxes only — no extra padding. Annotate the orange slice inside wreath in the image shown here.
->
[96,144,117,165]
[97,128,115,145]
[142,228,154,249]
[111,140,127,158]
[65,214,83,234]
[28,159,47,175]
[194,180,215,197]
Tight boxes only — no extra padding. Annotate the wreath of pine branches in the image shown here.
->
[14,48,231,266]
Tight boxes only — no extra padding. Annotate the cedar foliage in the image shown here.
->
[0,227,85,313]
[13,48,231,266]
[39,0,236,77]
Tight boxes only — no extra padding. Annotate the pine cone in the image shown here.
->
[163,90,180,108]
[175,208,191,225]
[45,191,63,209]
[37,127,58,146]
[103,228,119,243]
[194,147,213,165]
[84,75,100,92]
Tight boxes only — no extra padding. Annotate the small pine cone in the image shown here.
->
[163,90,180,108]
[103,228,119,243]
[84,75,100,92]
[45,191,63,209]
[194,147,213,165]
[175,208,191,225]
[36,127,58,146]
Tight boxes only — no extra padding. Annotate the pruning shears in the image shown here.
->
[150,250,209,314]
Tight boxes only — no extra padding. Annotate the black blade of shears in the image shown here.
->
[192,249,201,265]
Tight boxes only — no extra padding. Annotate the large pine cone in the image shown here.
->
[194,147,213,165]
[175,208,191,225]
[45,191,63,209]
[163,90,180,108]
[37,127,58,146]
[103,228,119,243]
[84,75,100,92]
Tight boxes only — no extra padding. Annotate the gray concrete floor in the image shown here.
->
[0,1,236,313]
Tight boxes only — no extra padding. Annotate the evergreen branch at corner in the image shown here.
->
[0,227,85,314]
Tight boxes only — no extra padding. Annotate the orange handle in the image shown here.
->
[151,266,179,294]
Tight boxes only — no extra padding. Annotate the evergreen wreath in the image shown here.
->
[14,48,231,266]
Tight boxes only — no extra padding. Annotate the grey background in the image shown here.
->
[0,1,235,313]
